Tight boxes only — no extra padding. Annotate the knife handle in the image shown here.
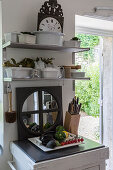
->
[76,97,79,105]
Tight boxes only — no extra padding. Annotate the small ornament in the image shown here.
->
[31,69,41,78]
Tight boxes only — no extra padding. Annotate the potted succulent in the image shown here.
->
[63,36,81,47]
[3,57,55,79]
[3,58,35,79]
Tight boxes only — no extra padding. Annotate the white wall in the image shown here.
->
[1,0,113,169]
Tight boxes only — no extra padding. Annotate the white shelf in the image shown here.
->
[3,42,90,83]
[3,77,90,82]
[3,41,90,53]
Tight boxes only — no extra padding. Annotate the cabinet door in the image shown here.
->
[67,165,100,170]
[85,166,99,170]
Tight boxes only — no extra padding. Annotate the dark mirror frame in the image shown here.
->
[16,86,63,140]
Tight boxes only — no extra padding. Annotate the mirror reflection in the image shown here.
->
[22,90,59,133]
[22,113,40,133]
[22,92,39,112]
[43,111,58,131]
[42,91,58,110]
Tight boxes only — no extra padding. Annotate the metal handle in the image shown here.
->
[37,166,48,170]
[8,161,16,170]
[8,92,12,112]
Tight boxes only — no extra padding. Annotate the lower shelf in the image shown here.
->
[3,77,90,82]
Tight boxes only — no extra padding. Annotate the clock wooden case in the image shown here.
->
[37,0,64,33]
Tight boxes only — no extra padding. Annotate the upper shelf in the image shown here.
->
[3,77,90,82]
[3,41,90,53]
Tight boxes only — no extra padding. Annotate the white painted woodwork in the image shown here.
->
[2,41,90,53]
[10,142,109,170]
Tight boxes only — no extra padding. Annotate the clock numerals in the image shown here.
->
[51,19,53,23]
[39,17,62,32]
[55,22,57,26]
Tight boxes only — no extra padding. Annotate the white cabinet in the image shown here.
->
[10,142,109,170]
[68,166,100,170]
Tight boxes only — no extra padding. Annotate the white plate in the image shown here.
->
[28,134,84,152]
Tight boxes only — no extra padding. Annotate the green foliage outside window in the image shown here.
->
[75,34,100,117]
[76,34,100,61]
[75,64,100,117]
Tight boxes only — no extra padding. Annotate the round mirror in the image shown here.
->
[43,111,58,131]
[22,114,40,133]
[16,86,62,139]
[42,91,58,110]
[22,92,39,112]
[22,113,40,133]
[21,89,59,134]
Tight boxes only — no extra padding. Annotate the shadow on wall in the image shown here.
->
[0,145,3,155]
[0,1,4,148]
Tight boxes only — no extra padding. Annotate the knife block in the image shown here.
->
[64,112,80,135]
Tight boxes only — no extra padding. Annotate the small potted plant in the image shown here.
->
[71,37,80,41]
[63,36,81,47]
[3,58,34,79]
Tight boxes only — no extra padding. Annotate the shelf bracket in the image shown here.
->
[72,80,75,91]
[72,52,75,64]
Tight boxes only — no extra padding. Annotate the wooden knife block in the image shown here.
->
[64,112,80,135]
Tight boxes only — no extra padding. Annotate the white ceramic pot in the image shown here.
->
[42,67,59,78]
[34,31,65,46]
[18,34,36,44]
[4,32,19,43]
[4,67,33,78]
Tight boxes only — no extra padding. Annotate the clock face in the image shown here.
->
[39,17,62,32]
